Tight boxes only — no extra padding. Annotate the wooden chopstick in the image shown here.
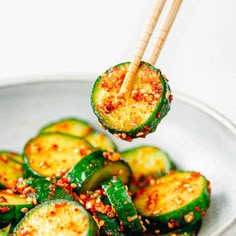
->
[119,0,182,97]
[147,0,183,65]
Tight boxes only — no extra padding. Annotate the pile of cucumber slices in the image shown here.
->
[0,117,211,236]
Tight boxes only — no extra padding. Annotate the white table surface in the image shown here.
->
[0,0,235,124]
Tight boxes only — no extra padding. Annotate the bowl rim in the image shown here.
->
[1,73,235,138]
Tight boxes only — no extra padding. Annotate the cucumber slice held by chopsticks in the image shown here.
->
[91,61,172,141]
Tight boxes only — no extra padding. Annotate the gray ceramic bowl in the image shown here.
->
[0,75,236,235]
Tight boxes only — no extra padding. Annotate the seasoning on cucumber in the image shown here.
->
[0,190,34,224]
[23,132,94,178]
[133,171,211,234]
[101,176,144,235]
[121,145,175,193]
[91,61,172,141]
[13,199,99,236]
[0,152,23,189]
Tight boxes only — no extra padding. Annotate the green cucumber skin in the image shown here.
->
[121,145,176,177]
[0,230,9,236]
[96,212,125,236]
[101,176,143,235]
[0,151,23,165]
[66,150,132,194]
[84,131,118,151]
[147,181,209,233]
[142,220,202,236]
[39,117,94,137]
[30,178,72,203]
[96,196,125,236]
[134,172,210,234]
[0,202,34,225]
[91,61,172,139]
[13,199,98,236]
[121,145,176,194]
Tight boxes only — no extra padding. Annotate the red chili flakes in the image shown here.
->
[194,206,200,212]
[190,172,201,179]
[74,207,79,212]
[147,190,159,212]
[0,155,8,164]
[135,188,146,198]
[49,184,56,195]
[143,126,151,132]
[127,216,133,222]
[118,221,125,232]
[55,201,67,208]
[103,100,116,114]
[0,196,7,203]
[201,211,206,217]
[56,122,70,131]
[39,160,51,169]
[168,219,180,229]
[207,179,211,193]
[50,210,56,216]
[0,206,10,213]
[22,186,36,196]
[79,146,92,157]
[156,111,161,118]
[52,144,58,150]
[103,151,121,162]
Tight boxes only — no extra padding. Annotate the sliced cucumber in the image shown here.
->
[13,199,98,236]
[23,132,94,178]
[85,131,117,151]
[39,117,94,137]
[0,190,34,224]
[121,145,175,193]
[133,171,210,234]
[91,61,172,141]
[101,176,144,235]
[29,178,72,203]
[66,150,132,194]
[96,211,125,236]
[0,152,23,189]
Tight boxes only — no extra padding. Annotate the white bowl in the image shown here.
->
[0,75,236,235]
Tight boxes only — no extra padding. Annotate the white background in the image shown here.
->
[0,0,235,123]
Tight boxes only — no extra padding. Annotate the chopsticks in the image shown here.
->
[119,0,183,97]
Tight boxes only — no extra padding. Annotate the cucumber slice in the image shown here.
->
[133,171,210,234]
[121,146,175,193]
[101,176,144,235]
[84,131,117,151]
[13,199,98,235]
[0,190,34,224]
[96,211,125,236]
[0,152,23,189]
[66,150,132,194]
[91,61,172,141]
[23,132,94,178]
[29,178,72,203]
[39,117,94,137]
